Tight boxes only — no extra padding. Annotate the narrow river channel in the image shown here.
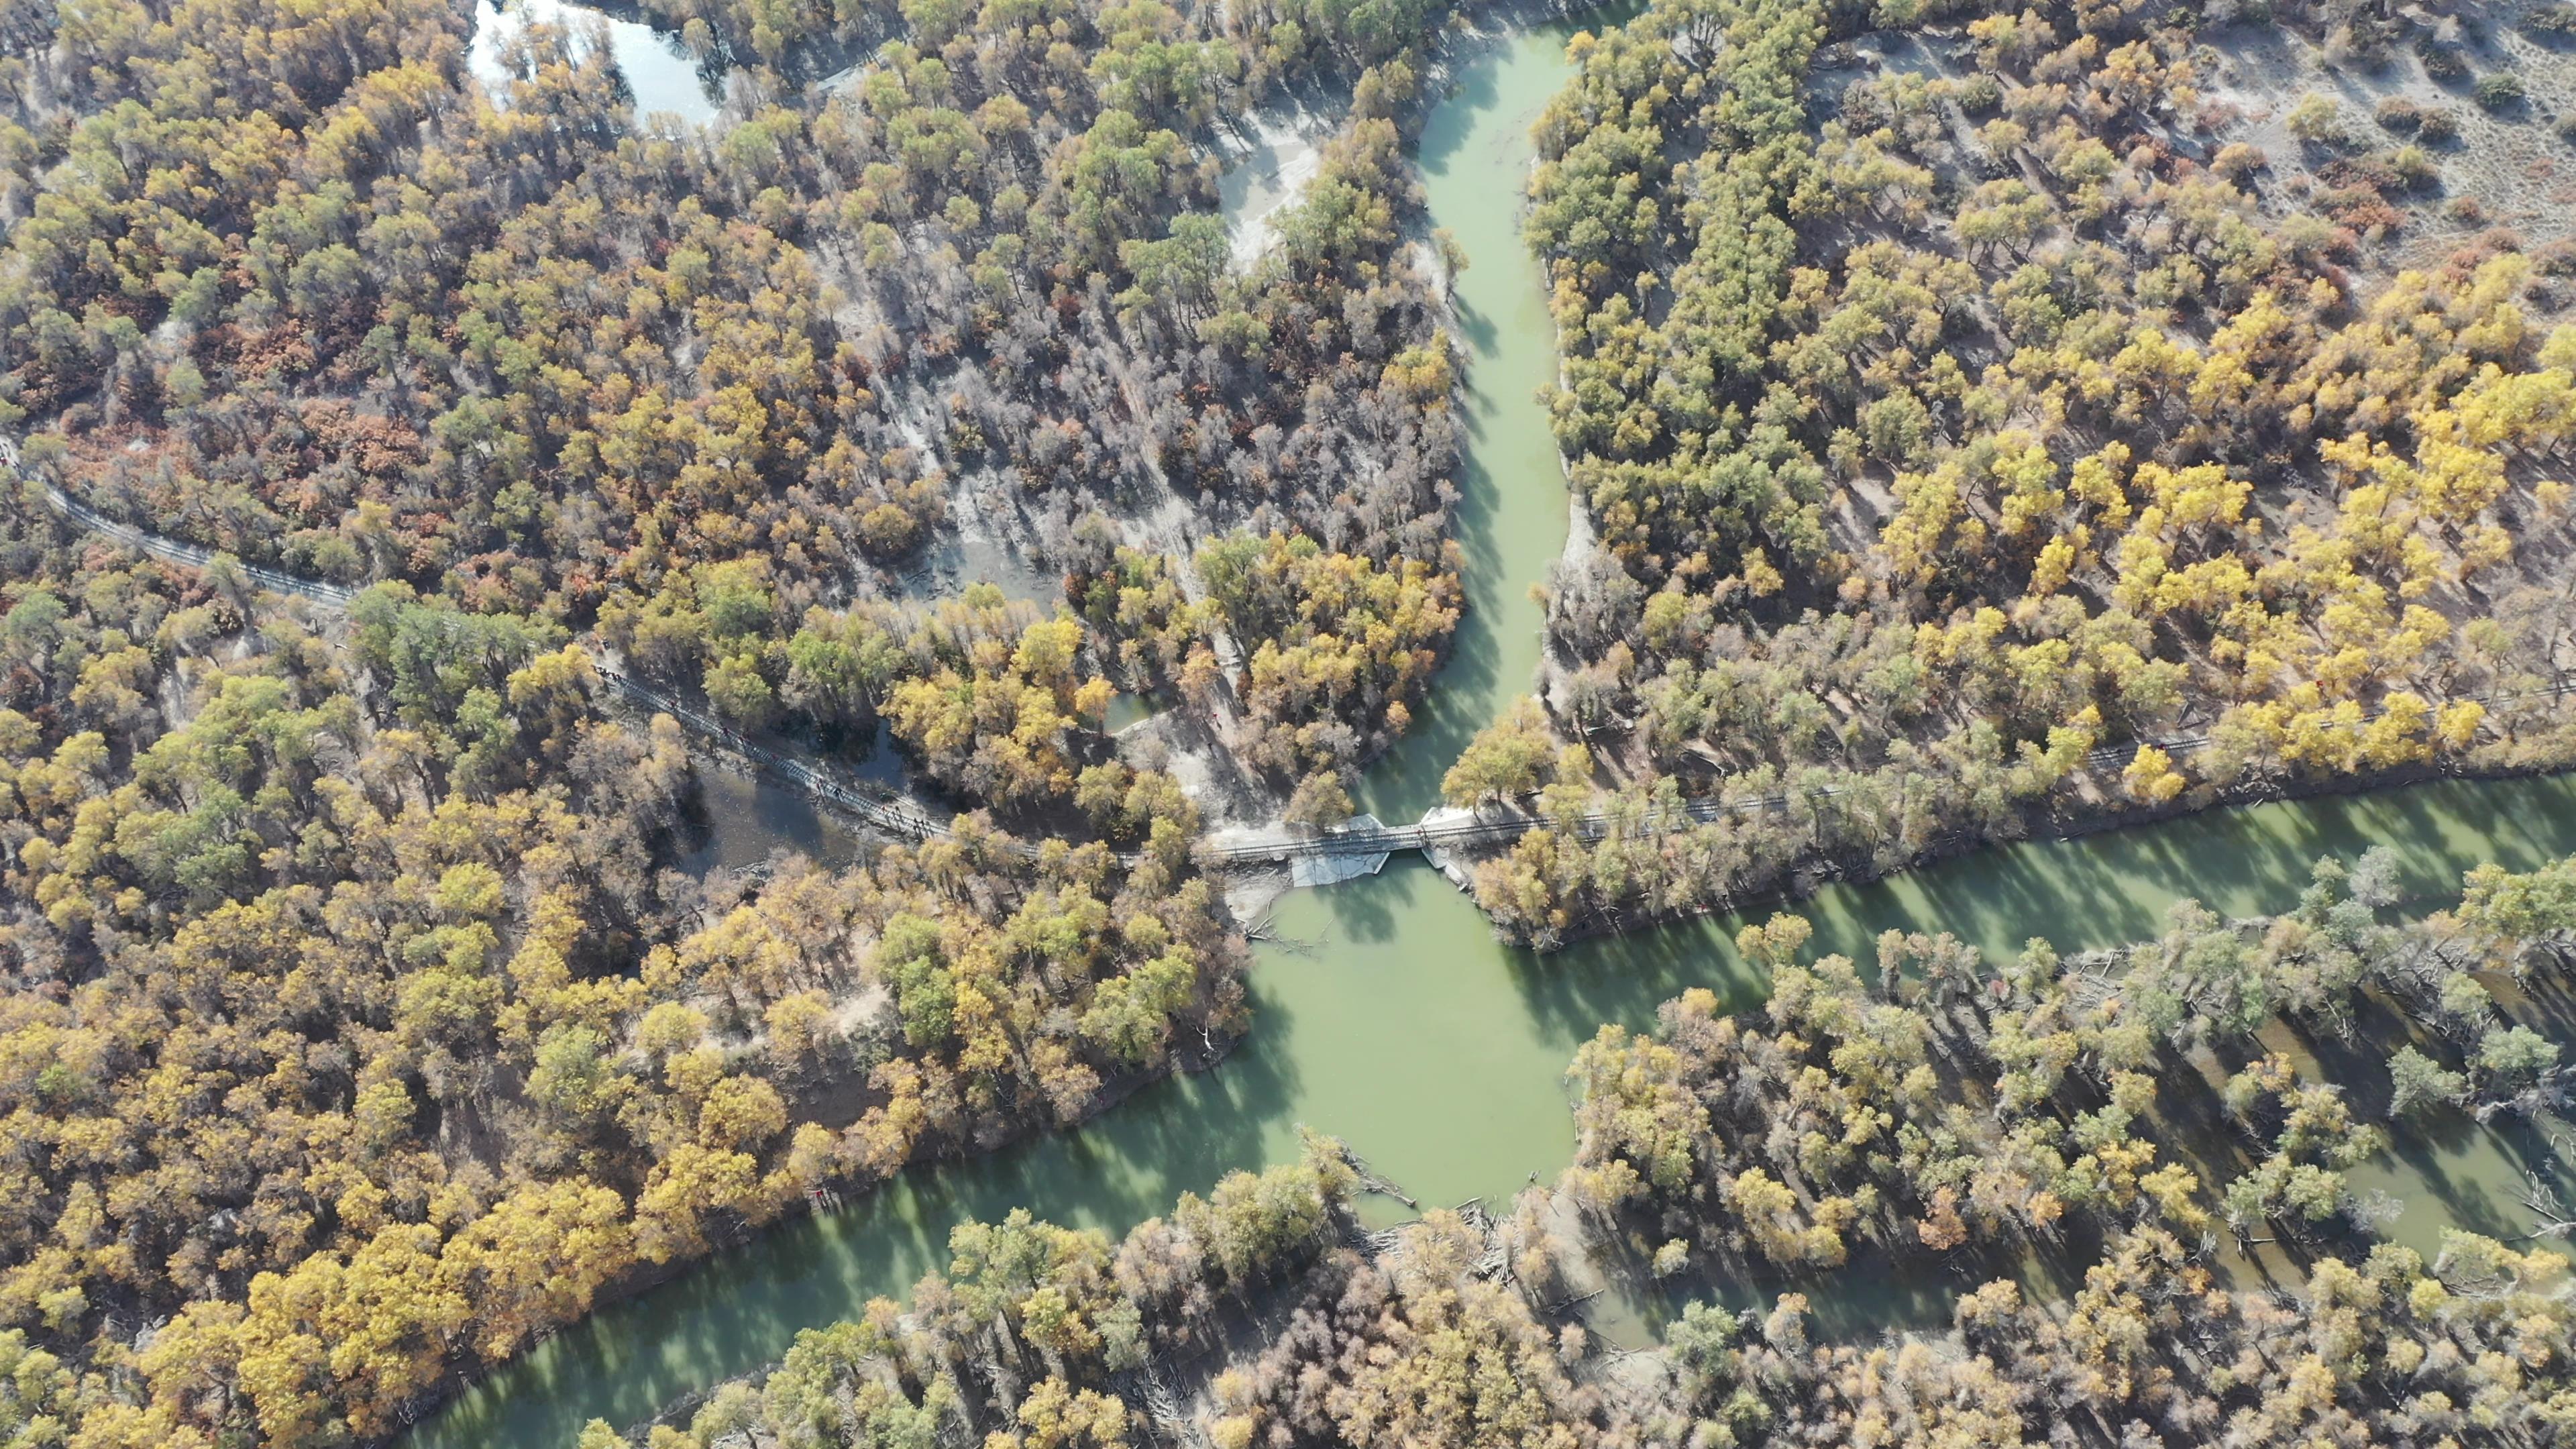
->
[411,17,2576,1447]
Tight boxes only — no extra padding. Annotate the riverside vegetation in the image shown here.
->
[0,0,1485,1433]
[568,848,2576,1449]
[1454,0,2576,944]
[0,502,1246,1446]
[6,0,2576,1442]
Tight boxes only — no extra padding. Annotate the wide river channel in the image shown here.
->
[416,15,2576,1446]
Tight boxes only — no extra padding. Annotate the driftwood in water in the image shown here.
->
[1340,1146,1419,1209]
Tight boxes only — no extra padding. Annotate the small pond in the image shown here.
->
[469,0,724,126]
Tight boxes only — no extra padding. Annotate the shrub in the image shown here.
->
[2213,141,2267,178]
[2475,71,2528,110]
[2286,92,2350,146]
[2319,154,2402,189]
[1949,72,2002,115]
[2320,185,2404,233]
[2522,2,2576,36]
[2387,144,2440,187]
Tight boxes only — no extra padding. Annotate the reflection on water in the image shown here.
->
[1346,22,1580,825]
[677,721,909,877]
[1104,691,1167,733]
[680,769,864,876]
[415,769,2576,1449]
[410,7,2576,1443]
[468,0,722,125]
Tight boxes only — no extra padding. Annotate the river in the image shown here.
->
[1346,17,1584,824]
[409,17,2576,1448]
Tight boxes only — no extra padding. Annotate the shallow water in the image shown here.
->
[676,769,865,878]
[468,0,722,126]
[410,16,2576,1446]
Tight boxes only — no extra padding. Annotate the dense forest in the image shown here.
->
[1459,0,2576,943]
[0,0,1484,1432]
[0,0,1472,823]
[576,851,2576,1449]
[13,0,2576,1439]
[0,498,1252,1445]
[1565,847,2571,1272]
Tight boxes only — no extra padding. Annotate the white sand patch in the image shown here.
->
[1218,113,1327,268]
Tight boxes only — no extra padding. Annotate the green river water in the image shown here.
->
[412,19,2576,1447]
[1346,17,1576,824]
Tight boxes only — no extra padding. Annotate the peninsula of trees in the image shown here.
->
[1454,0,2576,945]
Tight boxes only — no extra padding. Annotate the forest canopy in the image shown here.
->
[580,851,2576,1449]
[0,476,1251,1446]
[11,0,2576,1442]
[1466,0,2576,944]
[0,0,1486,1431]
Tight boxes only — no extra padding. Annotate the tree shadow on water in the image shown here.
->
[411,1016,1315,1449]
[1316,861,1413,945]
[1448,284,1503,358]
[1410,37,1508,181]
